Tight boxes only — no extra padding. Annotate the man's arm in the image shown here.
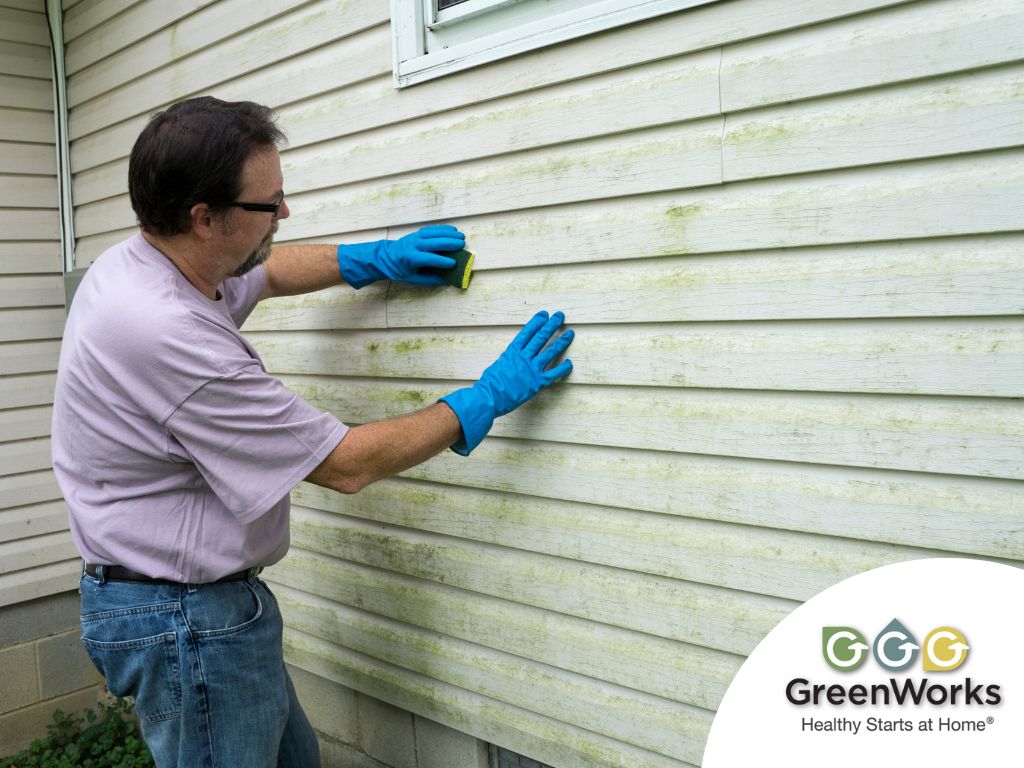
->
[261,226,466,300]
[306,402,463,494]
[261,244,340,300]
[305,310,574,495]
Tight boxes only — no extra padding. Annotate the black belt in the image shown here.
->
[84,563,256,585]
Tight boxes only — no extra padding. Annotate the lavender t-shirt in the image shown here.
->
[52,234,348,582]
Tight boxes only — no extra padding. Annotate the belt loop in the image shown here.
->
[93,564,107,584]
[247,566,262,582]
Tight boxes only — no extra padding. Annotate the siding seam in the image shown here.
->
[717,45,725,182]
[384,224,391,329]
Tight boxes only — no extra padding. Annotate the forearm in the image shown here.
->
[261,243,341,299]
[305,402,463,494]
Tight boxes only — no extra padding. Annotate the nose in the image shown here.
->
[276,200,290,221]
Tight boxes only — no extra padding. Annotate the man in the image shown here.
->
[51,96,574,767]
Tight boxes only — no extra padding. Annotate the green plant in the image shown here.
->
[1,698,154,768]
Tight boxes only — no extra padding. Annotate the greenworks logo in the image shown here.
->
[785,620,1000,708]
[823,621,970,673]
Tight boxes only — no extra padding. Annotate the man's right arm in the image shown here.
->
[306,310,574,493]
[305,402,462,494]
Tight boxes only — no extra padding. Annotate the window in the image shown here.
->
[391,0,719,87]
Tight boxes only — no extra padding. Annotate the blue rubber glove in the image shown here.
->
[440,311,574,456]
[337,225,464,288]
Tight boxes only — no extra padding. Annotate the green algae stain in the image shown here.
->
[665,203,702,221]
[395,339,425,354]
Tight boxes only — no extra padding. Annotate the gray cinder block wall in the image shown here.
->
[0,591,105,757]
[287,665,490,768]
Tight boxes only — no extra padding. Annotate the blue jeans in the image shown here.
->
[79,569,320,768]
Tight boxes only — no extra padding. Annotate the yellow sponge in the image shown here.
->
[427,248,474,289]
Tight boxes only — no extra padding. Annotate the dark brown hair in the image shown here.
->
[128,96,286,236]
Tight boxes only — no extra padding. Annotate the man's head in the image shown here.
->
[128,96,286,238]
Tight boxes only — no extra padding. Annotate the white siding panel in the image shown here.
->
[0,373,56,408]
[67,0,389,140]
[67,0,317,98]
[0,40,50,78]
[0,141,57,175]
[247,284,388,332]
[0,558,80,608]
[66,0,213,65]
[0,7,50,46]
[721,0,1024,111]
[277,584,712,765]
[0,341,60,375]
[397,439,1024,561]
[0,241,61,274]
[0,1,49,12]
[0,175,59,208]
[75,48,721,205]
[270,552,741,711]
[280,51,722,193]
[389,237,1024,322]
[290,506,797,656]
[74,226,135,266]
[0,106,54,143]
[0,405,52,442]
[0,73,53,109]
[422,152,1024,271]
[69,24,392,176]
[0,530,76,574]
[62,0,146,43]
[66,0,914,177]
[281,376,1024,483]
[0,437,53,476]
[74,119,725,238]
[291,479,955,603]
[0,3,65,608]
[280,0,913,151]
[0,209,59,239]
[284,627,697,768]
[0,307,65,341]
[0,470,63,511]
[0,276,64,308]
[723,64,1024,180]
[250,320,1024,397]
[72,22,391,199]
[0,500,68,542]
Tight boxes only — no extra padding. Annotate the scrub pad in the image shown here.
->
[427,248,474,289]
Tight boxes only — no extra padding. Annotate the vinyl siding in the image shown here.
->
[61,0,1024,766]
[0,0,76,607]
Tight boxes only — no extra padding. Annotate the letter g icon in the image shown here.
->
[923,627,969,672]
[823,627,869,671]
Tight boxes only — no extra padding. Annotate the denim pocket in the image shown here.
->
[81,606,182,723]
[189,580,264,639]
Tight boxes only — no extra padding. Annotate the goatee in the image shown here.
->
[233,221,278,277]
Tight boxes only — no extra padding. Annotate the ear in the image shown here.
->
[189,203,216,240]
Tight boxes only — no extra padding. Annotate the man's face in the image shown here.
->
[223,147,290,277]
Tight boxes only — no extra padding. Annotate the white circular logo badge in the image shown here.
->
[703,559,1023,766]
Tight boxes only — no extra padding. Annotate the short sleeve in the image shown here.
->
[165,364,348,522]
[220,266,267,328]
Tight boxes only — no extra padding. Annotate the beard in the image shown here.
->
[233,220,278,277]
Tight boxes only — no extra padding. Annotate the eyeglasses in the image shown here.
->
[209,200,283,217]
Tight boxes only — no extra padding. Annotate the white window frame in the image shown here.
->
[391,0,719,88]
